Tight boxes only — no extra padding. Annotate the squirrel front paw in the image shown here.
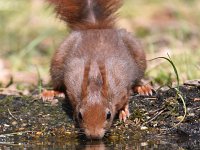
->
[119,105,130,122]
[133,85,153,96]
[40,90,64,102]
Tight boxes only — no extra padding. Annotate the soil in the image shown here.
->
[0,80,200,149]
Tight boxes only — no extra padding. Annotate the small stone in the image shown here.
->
[153,123,158,127]
[22,123,27,127]
[65,131,72,135]
[188,113,195,117]
[18,128,25,131]
[36,132,43,136]
[11,121,18,126]
[141,142,148,147]
[140,126,148,130]
[4,124,10,127]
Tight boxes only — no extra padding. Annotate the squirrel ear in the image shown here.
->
[98,63,108,98]
[81,61,91,100]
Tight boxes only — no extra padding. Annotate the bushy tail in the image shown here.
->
[48,0,122,30]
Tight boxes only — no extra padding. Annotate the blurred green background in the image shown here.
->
[0,0,200,91]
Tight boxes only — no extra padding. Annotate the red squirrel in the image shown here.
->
[44,0,152,139]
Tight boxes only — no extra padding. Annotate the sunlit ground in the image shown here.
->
[0,0,200,91]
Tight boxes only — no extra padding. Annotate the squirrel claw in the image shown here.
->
[119,105,130,122]
[133,85,153,96]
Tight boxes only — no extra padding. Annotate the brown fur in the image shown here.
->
[48,0,147,139]
[48,0,122,30]
[98,63,108,98]
[81,60,91,99]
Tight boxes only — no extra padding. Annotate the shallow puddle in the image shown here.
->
[0,132,200,149]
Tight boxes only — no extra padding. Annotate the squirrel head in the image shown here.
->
[74,61,115,139]
[76,94,114,139]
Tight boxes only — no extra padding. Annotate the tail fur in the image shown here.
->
[48,0,122,30]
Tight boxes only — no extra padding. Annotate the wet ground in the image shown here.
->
[0,80,200,149]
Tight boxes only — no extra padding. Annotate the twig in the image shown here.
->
[144,97,157,101]
[148,107,165,115]
[7,108,17,120]
[193,106,200,110]
[142,109,165,126]
[0,131,37,138]
[0,142,22,146]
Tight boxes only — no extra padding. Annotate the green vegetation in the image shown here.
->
[0,0,200,88]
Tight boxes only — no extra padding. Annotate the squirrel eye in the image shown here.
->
[78,112,83,120]
[106,111,111,120]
